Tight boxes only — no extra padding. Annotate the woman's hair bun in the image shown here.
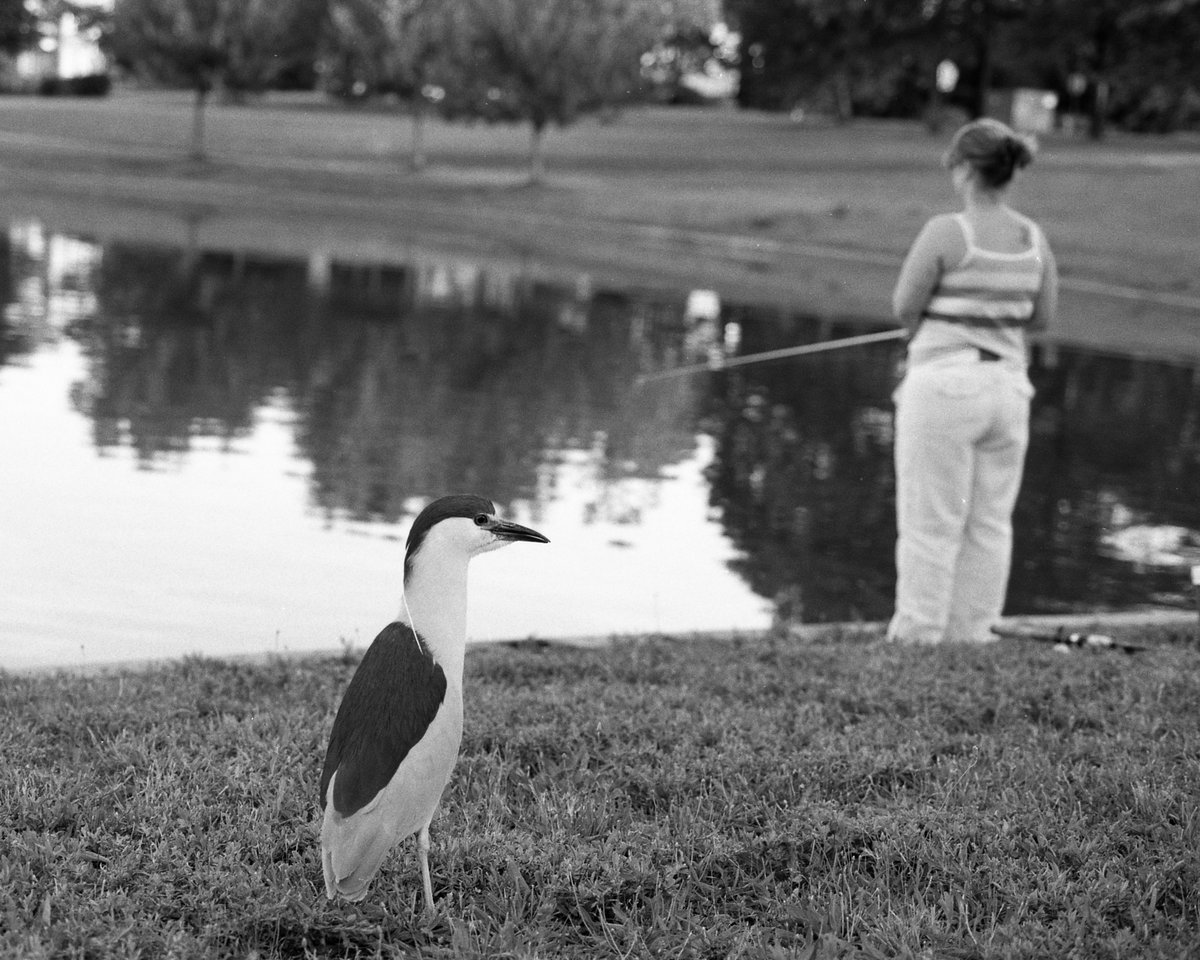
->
[945,118,1036,189]
[1005,135,1034,171]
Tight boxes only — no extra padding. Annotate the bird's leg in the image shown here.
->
[418,823,435,915]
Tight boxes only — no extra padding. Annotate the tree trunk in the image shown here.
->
[527,121,545,185]
[973,2,993,119]
[1088,78,1108,141]
[1088,16,1112,141]
[410,99,426,172]
[833,70,853,123]
[926,87,945,134]
[191,86,208,161]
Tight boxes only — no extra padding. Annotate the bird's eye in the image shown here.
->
[474,513,489,526]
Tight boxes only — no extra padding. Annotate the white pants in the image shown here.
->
[888,357,1033,644]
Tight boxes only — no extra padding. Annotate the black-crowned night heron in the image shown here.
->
[318,495,549,910]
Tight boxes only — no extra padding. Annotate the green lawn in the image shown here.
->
[3,631,1198,958]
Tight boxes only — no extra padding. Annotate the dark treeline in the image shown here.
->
[26,0,1193,159]
[729,0,1200,135]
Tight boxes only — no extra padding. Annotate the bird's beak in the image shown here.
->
[489,518,550,544]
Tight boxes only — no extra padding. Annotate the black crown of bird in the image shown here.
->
[317,495,549,911]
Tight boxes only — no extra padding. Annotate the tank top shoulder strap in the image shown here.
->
[950,212,976,267]
[1009,212,1046,284]
[953,212,976,249]
[957,210,1042,258]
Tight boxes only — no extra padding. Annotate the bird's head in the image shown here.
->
[404,495,549,581]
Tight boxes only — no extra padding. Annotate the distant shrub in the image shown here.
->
[37,73,111,98]
[69,73,111,97]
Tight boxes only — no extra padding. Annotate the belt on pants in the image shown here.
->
[913,346,1005,367]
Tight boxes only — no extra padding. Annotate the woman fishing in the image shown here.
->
[888,118,1059,644]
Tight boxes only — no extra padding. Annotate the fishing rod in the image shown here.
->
[989,624,1147,654]
[635,327,908,386]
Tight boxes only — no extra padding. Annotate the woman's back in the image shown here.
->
[962,206,1038,254]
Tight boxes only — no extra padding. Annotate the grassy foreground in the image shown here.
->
[3,631,1199,959]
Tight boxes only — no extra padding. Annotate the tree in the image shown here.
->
[0,0,37,56]
[729,0,928,117]
[321,0,455,169]
[110,0,298,159]
[1013,0,1200,137]
[806,0,933,121]
[975,0,1200,136]
[641,1,737,105]
[729,0,1200,133]
[449,0,667,183]
[1112,0,1200,132]
[220,0,311,97]
[271,0,330,89]
[951,0,1025,118]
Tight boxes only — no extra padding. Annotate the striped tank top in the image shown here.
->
[909,211,1045,367]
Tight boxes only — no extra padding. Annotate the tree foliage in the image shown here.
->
[319,0,457,167]
[320,0,447,99]
[730,0,931,118]
[0,0,39,55]
[1019,0,1200,134]
[111,0,309,96]
[109,0,695,174]
[729,0,1200,133]
[111,0,323,158]
[444,0,670,181]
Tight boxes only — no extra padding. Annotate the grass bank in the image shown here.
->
[0,92,1198,340]
[3,631,1198,958]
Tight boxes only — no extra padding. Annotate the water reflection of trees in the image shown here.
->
[12,223,1199,617]
[292,275,701,522]
[1013,351,1200,611]
[704,310,900,623]
[62,238,700,520]
[73,246,311,462]
[0,233,23,366]
[1,230,98,365]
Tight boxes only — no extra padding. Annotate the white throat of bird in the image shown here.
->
[398,522,478,679]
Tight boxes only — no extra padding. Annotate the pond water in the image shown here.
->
[2,218,1198,671]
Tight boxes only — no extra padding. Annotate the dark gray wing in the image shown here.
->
[318,622,447,816]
